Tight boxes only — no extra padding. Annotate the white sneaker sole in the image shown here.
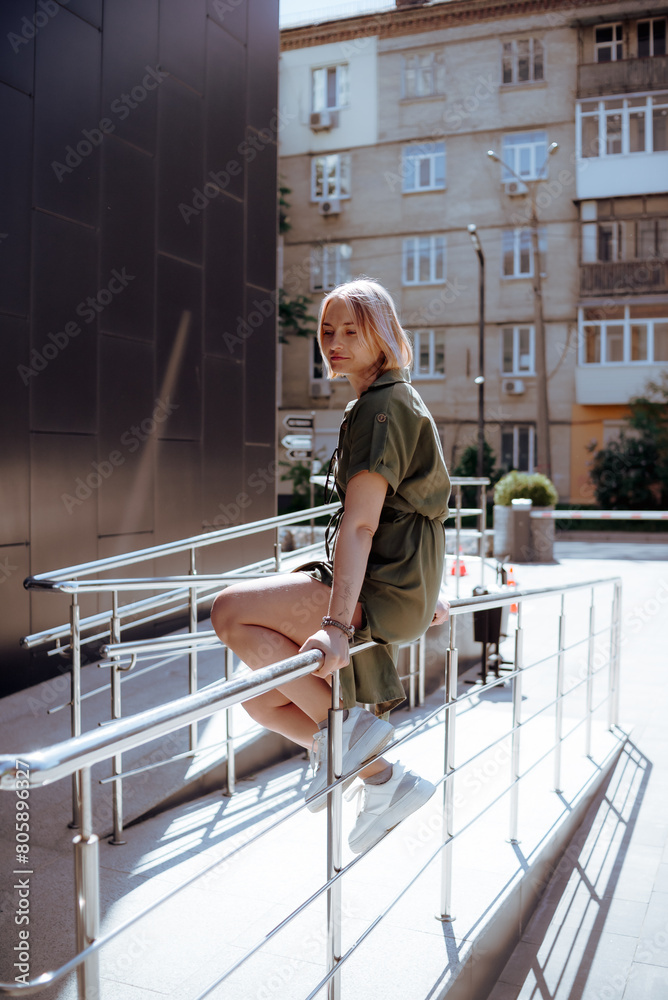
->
[348,777,437,854]
[306,720,395,814]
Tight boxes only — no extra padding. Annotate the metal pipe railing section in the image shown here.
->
[0,577,622,999]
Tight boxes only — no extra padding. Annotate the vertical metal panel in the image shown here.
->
[100,139,155,341]
[0,84,32,316]
[241,444,278,566]
[0,316,30,545]
[245,139,278,291]
[33,9,101,225]
[96,534,156,617]
[29,432,99,633]
[157,76,204,264]
[204,195,245,358]
[201,355,244,531]
[0,2,35,93]
[244,288,277,445]
[98,335,156,537]
[207,0,246,44]
[247,0,279,132]
[30,212,98,434]
[158,0,206,94]
[0,544,31,696]
[156,254,203,440]
[205,21,246,202]
[62,0,102,27]
[101,0,160,154]
[155,440,202,543]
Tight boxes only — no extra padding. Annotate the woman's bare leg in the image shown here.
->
[211,573,387,775]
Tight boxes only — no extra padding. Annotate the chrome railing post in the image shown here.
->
[509,601,524,843]
[73,766,100,1000]
[408,641,417,710]
[224,646,236,796]
[69,596,82,830]
[479,482,487,589]
[189,547,198,753]
[554,594,566,794]
[608,581,622,729]
[326,671,343,1000]
[109,592,126,845]
[438,616,457,922]
[585,588,595,757]
[418,633,426,707]
[454,485,462,598]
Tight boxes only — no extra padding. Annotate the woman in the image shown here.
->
[211,278,450,854]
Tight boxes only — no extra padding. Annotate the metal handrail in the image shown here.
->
[0,575,623,999]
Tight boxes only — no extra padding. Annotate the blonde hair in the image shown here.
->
[317,277,413,379]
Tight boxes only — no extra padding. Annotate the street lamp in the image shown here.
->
[467,223,485,479]
[487,142,559,480]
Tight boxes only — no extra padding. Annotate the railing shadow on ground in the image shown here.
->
[483,738,650,999]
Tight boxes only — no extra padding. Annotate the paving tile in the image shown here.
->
[635,891,668,968]
[623,962,668,1000]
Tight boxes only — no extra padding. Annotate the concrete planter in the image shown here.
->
[493,504,555,563]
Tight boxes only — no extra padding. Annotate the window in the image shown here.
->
[583,217,668,262]
[502,38,544,84]
[579,304,668,364]
[402,236,446,285]
[311,337,326,380]
[501,426,536,473]
[595,23,623,62]
[578,93,668,157]
[401,51,445,99]
[502,326,535,374]
[310,244,352,292]
[502,228,547,277]
[501,131,547,180]
[312,64,349,112]
[638,18,666,58]
[311,154,351,201]
[402,143,446,192]
[636,218,668,258]
[412,330,445,378]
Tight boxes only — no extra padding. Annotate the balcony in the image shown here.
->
[576,361,668,404]
[580,259,668,296]
[578,55,668,98]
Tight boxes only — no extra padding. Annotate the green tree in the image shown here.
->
[587,373,668,509]
[451,441,501,512]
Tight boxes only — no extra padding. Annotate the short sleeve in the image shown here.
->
[344,389,421,495]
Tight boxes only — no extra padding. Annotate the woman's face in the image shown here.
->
[321,297,382,382]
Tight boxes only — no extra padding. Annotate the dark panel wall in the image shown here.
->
[0,0,279,693]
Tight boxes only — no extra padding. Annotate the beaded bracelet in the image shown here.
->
[321,616,355,640]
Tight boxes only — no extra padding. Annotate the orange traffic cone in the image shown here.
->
[507,565,518,613]
[450,548,468,577]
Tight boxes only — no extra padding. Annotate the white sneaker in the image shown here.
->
[305,707,394,813]
[346,763,437,854]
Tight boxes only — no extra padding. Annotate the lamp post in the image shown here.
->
[467,223,485,479]
[487,141,558,481]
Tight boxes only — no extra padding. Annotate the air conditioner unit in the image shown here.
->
[309,110,339,131]
[318,198,341,216]
[310,380,331,398]
[503,378,525,395]
[505,180,529,197]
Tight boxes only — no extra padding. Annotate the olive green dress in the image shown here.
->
[299,368,451,715]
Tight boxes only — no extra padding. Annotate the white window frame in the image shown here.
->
[501,131,548,181]
[501,37,545,85]
[311,153,351,202]
[411,329,446,379]
[576,92,668,158]
[311,64,350,113]
[501,326,535,375]
[310,244,352,292]
[402,235,446,285]
[578,304,668,364]
[502,228,547,278]
[637,18,666,58]
[402,143,446,192]
[595,22,623,62]
[401,50,446,99]
[501,425,536,473]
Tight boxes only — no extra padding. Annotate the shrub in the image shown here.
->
[494,471,558,507]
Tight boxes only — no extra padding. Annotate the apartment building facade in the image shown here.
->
[277,0,668,504]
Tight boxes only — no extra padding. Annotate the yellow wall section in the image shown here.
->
[569,404,630,504]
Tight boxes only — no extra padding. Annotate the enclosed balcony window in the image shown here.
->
[638,18,666,58]
[595,23,623,63]
[580,304,668,364]
[577,92,668,157]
